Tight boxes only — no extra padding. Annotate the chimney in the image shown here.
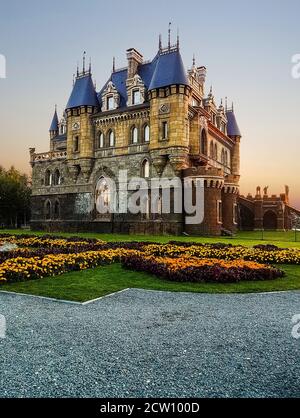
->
[126,48,143,79]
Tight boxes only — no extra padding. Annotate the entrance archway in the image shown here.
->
[263,210,277,230]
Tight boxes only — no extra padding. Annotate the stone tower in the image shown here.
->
[65,61,99,183]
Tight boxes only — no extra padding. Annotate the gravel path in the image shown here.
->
[0,289,299,398]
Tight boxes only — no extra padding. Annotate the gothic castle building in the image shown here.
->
[30,35,243,235]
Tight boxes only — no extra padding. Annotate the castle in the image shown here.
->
[30,34,243,236]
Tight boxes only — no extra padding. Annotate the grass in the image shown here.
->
[2,228,300,248]
[1,263,300,303]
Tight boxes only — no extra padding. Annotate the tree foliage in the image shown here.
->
[0,166,31,227]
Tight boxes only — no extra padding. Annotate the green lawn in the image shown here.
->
[1,228,300,248]
[1,263,300,302]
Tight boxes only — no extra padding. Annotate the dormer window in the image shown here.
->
[126,74,145,107]
[102,81,120,111]
[107,96,114,110]
[132,89,141,105]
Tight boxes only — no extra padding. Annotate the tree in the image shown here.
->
[0,166,31,228]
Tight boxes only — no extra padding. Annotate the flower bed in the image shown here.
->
[0,249,138,284]
[141,244,300,265]
[122,254,284,283]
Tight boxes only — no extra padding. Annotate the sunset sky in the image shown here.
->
[0,0,299,208]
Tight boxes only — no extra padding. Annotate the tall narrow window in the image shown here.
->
[45,201,51,220]
[107,96,114,110]
[225,151,228,167]
[53,169,61,186]
[233,203,238,225]
[74,136,79,152]
[142,159,150,178]
[99,132,104,148]
[214,144,218,161]
[200,130,207,155]
[162,121,168,140]
[132,127,138,144]
[217,200,222,224]
[54,200,60,219]
[109,131,115,147]
[210,142,214,158]
[132,89,141,105]
[144,125,150,142]
[45,170,51,186]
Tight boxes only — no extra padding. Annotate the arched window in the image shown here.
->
[144,125,150,142]
[45,170,51,186]
[214,144,218,161]
[53,169,61,186]
[108,130,115,147]
[221,149,225,165]
[141,159,150,178]
[210,142,214,158]
[99,132,104,148]
[54,200,60,219]
[200,130,208,155]
[45,200,51,220]
[131,126,138,144]
[224,151,228,167]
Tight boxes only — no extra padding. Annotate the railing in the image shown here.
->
[32,151,67,162]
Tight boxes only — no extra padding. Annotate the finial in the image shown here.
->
[225,96,228,111]
[168,22,171,50]
[89,57,92,74]
[76,62,79,77]
[192,54,196,68]
[83,51,86,73]
[73,73,75,86]
[177,27,180,49]
[112,56,116,72]
[232,101,234,112]
[159,34,162,51]
[55,104,57,112]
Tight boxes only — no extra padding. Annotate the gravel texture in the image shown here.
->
[0,289,299,398]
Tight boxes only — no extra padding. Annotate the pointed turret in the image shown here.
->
[226,105,241,177]
[226,106,241,137]
[66,73,99,110]
[149,48,188,90]
[49,107,59,139]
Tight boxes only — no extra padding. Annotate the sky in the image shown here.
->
[0,0,299,208]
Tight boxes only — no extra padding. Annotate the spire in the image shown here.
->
[112,56,116,72]
[168,22,171,50]
[89,57,92,74]
[177,27,180,50]
[49,106,59,133]
[76,62,79,77]
[73,74,75,86]
[192,54,196,68]
[225,96,228,112]
[208,85,214,99]
[159,34,162,52]
[82,51,86,73]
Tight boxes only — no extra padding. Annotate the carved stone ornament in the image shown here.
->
[199,116,208,129]
[159,104,170,115]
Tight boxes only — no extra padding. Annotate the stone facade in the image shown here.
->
[30,38,242,236]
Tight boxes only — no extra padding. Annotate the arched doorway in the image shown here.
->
[263,210,277,230]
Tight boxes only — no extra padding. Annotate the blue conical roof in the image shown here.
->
[149,49,188,90]
[66,74,99,109]
[226,110,241,137]
[49,109,59,132]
